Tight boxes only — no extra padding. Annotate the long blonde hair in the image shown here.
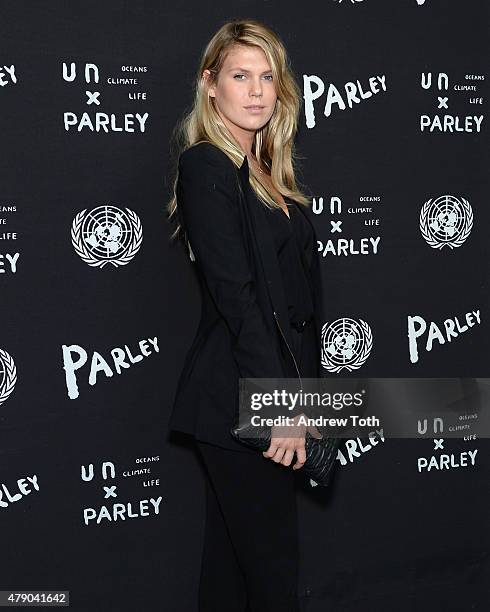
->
[166,19,310,241]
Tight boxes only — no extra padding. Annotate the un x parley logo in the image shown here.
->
[71,204,143,268]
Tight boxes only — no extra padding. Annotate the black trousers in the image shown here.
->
[195,439,301,612]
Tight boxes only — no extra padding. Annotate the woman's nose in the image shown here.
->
[249,78,263,96]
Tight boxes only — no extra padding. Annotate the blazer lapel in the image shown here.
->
[293,201,325,376]
[235,155,295,353]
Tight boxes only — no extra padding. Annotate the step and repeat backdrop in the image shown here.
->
[0,1,488,611]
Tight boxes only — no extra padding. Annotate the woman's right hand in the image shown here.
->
[262,412,322,470]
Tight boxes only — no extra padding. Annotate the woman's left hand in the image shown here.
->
[262,412,322,470]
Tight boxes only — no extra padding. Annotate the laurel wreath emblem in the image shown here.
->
[420,197,473,250]
[0,348,17,407]
[71,207,143,268]
[321,319,373,373]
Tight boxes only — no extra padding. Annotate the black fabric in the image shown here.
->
[195,439,300,612]
[266,201,318,380]
[265,200,315,328]
[168,143,323,452]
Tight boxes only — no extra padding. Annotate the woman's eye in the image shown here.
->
[233,74,273,81]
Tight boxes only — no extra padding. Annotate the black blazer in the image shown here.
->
[168,141,325,451]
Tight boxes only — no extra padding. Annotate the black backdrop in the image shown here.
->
[0,1,488,611]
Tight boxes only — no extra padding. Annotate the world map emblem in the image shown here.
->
[321,317,373,373]
[71,205,143,268]
[420,195,473,250]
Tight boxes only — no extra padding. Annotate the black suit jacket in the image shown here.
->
[168,142,325,451]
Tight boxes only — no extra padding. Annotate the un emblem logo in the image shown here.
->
[0,348,17,407]
[71,205,143,268]
[420,195,473,250]
[321,317,373,373]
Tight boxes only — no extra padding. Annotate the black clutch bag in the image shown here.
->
[230,418,341,487]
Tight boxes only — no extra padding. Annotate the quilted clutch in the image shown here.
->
[230,419,341,487]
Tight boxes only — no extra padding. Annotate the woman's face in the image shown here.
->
[204,44,277,141]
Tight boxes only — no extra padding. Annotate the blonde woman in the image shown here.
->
[167,19,324,612]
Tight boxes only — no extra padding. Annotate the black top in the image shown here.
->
[170,142,324,449]
[265,198,315,327]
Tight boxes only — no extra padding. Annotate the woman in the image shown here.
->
[166,19,324,612]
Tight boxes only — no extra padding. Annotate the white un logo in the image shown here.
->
[0,348,17,407]
[71,205,143,268]
[320,317,372,373]
[420,195,473,250]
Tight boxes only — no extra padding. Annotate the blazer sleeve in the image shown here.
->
[177,144,286,381]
